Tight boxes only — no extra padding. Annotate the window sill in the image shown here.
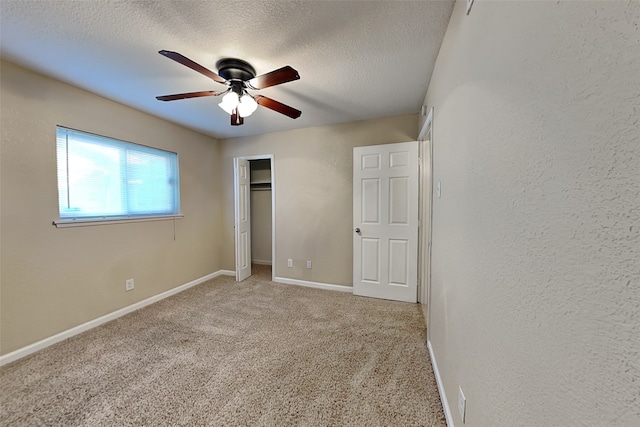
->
[53,214,184,228]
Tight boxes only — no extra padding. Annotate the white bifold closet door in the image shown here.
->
[234,158,251,282]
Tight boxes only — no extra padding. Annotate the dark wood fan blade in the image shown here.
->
[247,66,300,89]
[231,108,244,126]
[159,50,226,84]
[254,95,302,119]
[156,90,223,101]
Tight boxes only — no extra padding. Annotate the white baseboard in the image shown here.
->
[273,276,353,293]
[428,339,455,427]
[0,269,235,367]
[251,260,272,265]
[217,270,236,276]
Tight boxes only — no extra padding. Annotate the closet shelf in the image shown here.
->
[250,179,271,185]
[250,181,271,191]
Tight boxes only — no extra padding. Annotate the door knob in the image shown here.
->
[355,228,361,234]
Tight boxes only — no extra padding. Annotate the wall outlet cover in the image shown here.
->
[287,259,293,268]
[125,278,134,291]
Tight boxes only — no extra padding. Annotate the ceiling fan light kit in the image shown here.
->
[218,91,239,115]
[156,50,301,126]
[218,89,258,118]
[237,95,258,117]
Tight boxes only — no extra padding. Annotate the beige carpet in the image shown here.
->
[0,265,446,426]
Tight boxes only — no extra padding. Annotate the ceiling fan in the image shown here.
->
[156,50,301,126]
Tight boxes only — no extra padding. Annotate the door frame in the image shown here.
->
[418,107,434,339]
[234,154,276,282]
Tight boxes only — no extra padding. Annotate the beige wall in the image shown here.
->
[220,115,418,286]
[250,189,272,264]
[0,61,223,355]
[424,1,640,426]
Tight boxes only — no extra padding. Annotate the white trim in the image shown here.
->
[418,107,434,141]
[0,269,234,367]
[251,259,272,266]
[270,157,276,282]
[428,339,455,427]
[53,214,184,228]
[419,107,435,344]
[215,270,236,276]
[240,154,273,161]
[273,276,353,293]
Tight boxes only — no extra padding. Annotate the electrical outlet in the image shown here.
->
[306,261,312,269]
[125,278,135,291]
[458,386,466,423]
[287,259,293,268]
[437,181,442,198]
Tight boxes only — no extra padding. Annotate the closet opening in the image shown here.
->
[249,159,272,281]
[233,154,275,282]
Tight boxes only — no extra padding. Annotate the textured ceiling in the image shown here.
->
[0,1,454,139]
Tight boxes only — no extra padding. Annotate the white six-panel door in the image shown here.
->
[353,142,419,302]
[234,158,251,282]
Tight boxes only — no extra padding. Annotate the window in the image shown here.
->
[56,127,180,222]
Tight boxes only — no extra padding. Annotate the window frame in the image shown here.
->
[53,126,182,228]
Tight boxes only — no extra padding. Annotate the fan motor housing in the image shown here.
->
[216,58,256,82]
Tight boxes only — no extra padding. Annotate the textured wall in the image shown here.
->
[424,1,640,426]
[0,61,223,355]
[220,115,418,286]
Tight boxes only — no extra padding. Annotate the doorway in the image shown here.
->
[234,155,275,282]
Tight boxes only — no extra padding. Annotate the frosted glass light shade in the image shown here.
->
[219,92,239,115]
[237,94,258,117]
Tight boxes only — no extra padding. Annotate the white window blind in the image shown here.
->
[56,127,180,221]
